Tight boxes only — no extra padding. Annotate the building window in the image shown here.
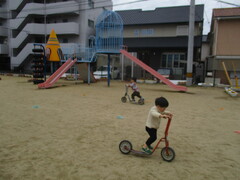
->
[174,54,179,67]
[35,37,44,43]
[133,29,154,37]
[88,0,94,8]
[62,38,68,43]
[88,19,94,28]
[34,18,43,23]
[63,19,68,22]
[161,53,186,68]
[176,25,188,36]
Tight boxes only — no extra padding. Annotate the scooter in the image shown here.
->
[119,117,175,162]
[121,85,144,105]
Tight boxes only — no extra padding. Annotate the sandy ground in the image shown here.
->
[0,76,239,180]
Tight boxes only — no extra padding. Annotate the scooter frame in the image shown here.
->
[121,85,144,105]
[119,117,175,162]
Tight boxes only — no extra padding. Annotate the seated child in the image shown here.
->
[142,96,173,154]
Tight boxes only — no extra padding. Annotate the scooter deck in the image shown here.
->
[130,149,151,156]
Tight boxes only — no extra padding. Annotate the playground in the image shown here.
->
[0,76,239,180]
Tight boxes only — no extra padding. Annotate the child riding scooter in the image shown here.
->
[121,77,144,105]
[119,97,175,162]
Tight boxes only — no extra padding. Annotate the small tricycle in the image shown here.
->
[119,117,175,162]
[121,85,144,105]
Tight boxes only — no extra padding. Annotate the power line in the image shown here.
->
[215,0,240,7]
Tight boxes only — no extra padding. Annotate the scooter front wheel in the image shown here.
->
[121,97,127,103]
[161,147,175,162]
[119,140,132,154]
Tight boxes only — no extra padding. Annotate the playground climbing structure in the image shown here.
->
[35,10,187,91]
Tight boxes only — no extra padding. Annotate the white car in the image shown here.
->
[93,65,120,79]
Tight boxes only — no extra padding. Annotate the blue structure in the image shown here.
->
[62,44,97,63]
[95,10,123,86]
[95,10,123,54]
[62,10,123,61]
[61,10,123,85]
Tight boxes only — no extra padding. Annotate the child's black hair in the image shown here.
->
[131,77,137,82]
[155,97,169,107]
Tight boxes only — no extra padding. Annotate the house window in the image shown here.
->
[133,29,154,37]
[167,54,173,68]
[141,29,154,36]
[174,54,180,67]
[162,54,167,67]
[88,19,94,28]
[161,53,186,68]
[176,25,188,36]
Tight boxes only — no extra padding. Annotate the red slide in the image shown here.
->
[120,50,187,92]
[38,58,77,89]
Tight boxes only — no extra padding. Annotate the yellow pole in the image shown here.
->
[222,62,232,87]
[232,62,239,88]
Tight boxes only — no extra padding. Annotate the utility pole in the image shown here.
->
[44,0,47,44]
[186,0,195,86]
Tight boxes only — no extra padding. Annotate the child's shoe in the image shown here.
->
[142,145,152,154]
[148,145,153,150]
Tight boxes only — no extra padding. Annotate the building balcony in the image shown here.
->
[11,22,79,48]
[0,27,8,36]
[10,1,79,29]
[0,44,8,54]
[11,43,33,69]
[9,0,24,10]
[0,7,8,19]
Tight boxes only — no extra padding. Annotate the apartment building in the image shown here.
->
[0,0,112,72]
[0,0,9,70]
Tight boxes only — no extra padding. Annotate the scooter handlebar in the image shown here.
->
[164,117,172,136]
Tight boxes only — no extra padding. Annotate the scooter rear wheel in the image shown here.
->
[161,147,175,162]
[121,97,127,103]
[138,99,144,105]
[119,140,132,154]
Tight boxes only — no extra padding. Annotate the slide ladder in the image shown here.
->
[38,58,77,89]
[120,49,187,92]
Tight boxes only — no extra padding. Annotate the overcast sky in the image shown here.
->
[112,0,240,35]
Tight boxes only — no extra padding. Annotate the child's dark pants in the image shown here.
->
[131,91,141,100]
[145,126,157,148]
